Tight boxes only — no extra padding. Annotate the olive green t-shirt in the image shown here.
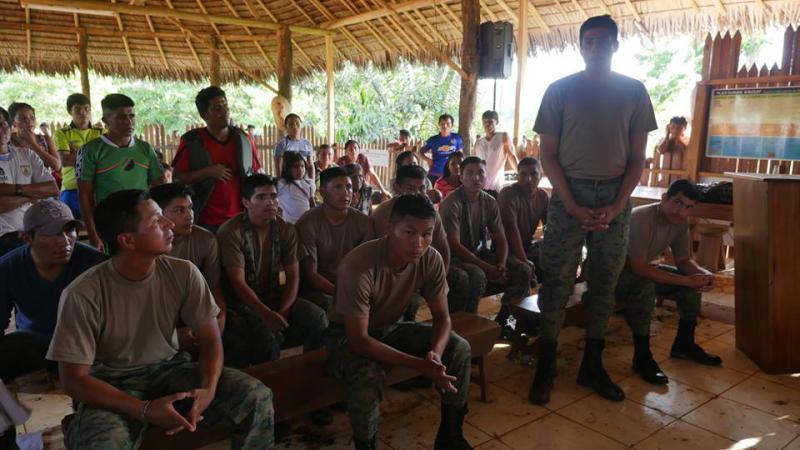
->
[78,136,164,202]
[627,203,690,263]
[53,125,103,191]
[330,237,448,329]
[217,215,298,306]
[295,206,374,284]
[497,184,549,248]
[533,72,658,180]
[46,256,220,370]
[170,225,221,290]
[439,187,504,252]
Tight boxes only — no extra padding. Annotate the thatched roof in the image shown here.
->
[0,0,798,85]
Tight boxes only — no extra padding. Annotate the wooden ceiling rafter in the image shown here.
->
[340,0,400,54]
[283,0,347,61]
[304,0,373,59]
[109,0,135,68]
[162,0,205,75]
[144,15,170,69]
[571,0,589,19]
[413,9,447,43]
[248,0,318,70]
[493,0,519,25]
[479,0,499,22]
[218,0,277,73]
[25,6,32,62]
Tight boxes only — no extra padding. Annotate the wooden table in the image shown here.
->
[537,178,733,222]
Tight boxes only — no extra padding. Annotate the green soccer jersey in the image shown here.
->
[54,124,104,191]
[78,136,164,203]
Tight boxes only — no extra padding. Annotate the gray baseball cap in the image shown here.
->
[23,199,84,235]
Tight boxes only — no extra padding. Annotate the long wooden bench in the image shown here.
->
[63,312,500,450]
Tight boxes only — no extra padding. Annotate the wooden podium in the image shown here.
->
[730,173,800,373]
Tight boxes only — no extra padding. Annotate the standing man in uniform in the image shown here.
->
[326,194,473,450]
[528,15,657,405]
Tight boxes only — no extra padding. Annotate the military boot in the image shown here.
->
[577,338,625,401]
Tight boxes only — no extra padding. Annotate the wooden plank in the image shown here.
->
[78,32,90,100]
[326,35,335,144]
[277,25,292,102]
[513,0,528,144]
[703,74,800,86]
[209,36,221,85]
[458,0,480,154]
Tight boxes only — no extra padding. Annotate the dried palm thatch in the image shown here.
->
[0,0,797,85]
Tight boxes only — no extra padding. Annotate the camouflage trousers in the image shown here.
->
[300,288,334,312]
[538,178,632,341]
[65,353,274,450]
[524,239,544,282]
[449,251,532,313]
[615,265,702,337]
[324,322,471,442]
[223,298,328,368]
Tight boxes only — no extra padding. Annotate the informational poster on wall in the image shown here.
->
[706,87,800,160]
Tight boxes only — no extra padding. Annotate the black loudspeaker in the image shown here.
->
[479,21,513,79]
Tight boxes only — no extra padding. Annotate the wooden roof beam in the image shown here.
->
[527,0,551,32]
[248,0,317,69]
[571,0,589,19]
[305,0,373,59]
[218,0,277,72]
[321,0,449,29]
[162,0,204,73]
[22,0,333,36]
[493,0,519,25]
[109,0,135,68]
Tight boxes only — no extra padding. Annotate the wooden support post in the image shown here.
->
[458,0,480,154]
[326,35,335,144]
[78,32,91,100]
[209,36,221,85]
[512,0,527,144]
[277,24,292,103]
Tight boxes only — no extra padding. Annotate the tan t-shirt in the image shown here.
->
[295,206,374,283]
[497,184,549,248]
[330,237,448,329]
[217,214,298,305]
[439,187,504,252]
[46,256,220,370]
[371,197,448,246]
[533,72,658,180]
[170,225,221,290]
[627,203,690,263]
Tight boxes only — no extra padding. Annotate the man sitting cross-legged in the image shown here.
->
[216,174,328,368]
[150,183,228,352]
[438,156,532,313]
[326,194,473,450]
[47,189,274,450]
[0,199,106,382]
[296,167,374,311]
[615,179,721,385]
[495,157,549,327]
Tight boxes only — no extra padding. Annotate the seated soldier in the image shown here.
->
[0,199,106,381]
[372,165,460,320]
[0,106,59,257]
[217,174,328,368]
[296,167,374,311]
[389,151,439,202]
[150,183,228,352]
[439,157,532,313]
[496,157,549,325]
[616,180,721,385]
[47,189,274,449]
[325,194,473,450]
[343,163,374,216]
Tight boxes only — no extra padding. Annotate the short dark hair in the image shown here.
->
[101,94,135,116]
[149,183,195,209]
[344,139,358,150]
[281,151,305,181]
[94,189,150,255]
[390,194,436,224]
[442,151,464,178]
[317,144,330,154]
[481,110,499,121]
[396,165,427,184]
[342,163,361,177]
[320,167,349,187]
[518,157,542,169]
[459,156,485,170]
[66,93,90,113]
[242,174,278,200]
[666,179,701,201]
[0,107,8,123]
[579,15,618,43]
[399,129,411,138]
[395,150,417,166]
[8,102,33,121]
[670,116,688,127]
[284,113,301,126]
[195,86,226,114]
[438,114,454,124]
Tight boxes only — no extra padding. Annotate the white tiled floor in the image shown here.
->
[15,292,800,450]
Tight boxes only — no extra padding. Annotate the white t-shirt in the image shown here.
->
[475,132,509,191]
[0,145,54,237]
[278,178,315,224]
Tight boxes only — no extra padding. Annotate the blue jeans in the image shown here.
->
[60,189,80,219]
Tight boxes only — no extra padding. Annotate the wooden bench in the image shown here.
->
[63,312,500,450]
